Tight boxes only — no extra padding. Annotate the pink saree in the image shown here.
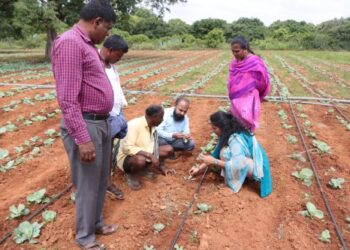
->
[228,55,270,132]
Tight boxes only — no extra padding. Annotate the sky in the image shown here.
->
[163,0,350,26]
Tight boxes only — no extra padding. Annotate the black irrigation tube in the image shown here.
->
[168,167,209,250]
[332,104,350,124]
[0,184,73,245]
[288,102,348,250]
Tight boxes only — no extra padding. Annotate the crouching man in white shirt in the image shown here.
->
[157,96,195,157]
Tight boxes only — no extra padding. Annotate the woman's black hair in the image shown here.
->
[230,36,255,54]
[80,0,116,23]
[145,105,163,117]
[210,111,249,150]
[103,35,129,53]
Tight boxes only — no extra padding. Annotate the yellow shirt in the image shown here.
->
[117,116,156,171]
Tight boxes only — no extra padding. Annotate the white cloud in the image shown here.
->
[163,0,350,25]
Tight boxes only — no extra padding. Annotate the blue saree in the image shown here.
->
[211,132,272,198]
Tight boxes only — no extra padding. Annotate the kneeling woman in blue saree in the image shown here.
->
[189,111,272,198]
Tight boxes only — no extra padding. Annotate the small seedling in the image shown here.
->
[286,135,298,144]
[153,223,165,233]
[292,168,313,187]
[128,97,137,105]
[194,203,211,215]
[8,204,30,219]
[0,148,9,160]
[27,189,50,204]
[144,245,156,250]
[288,152,306,162]
[282,123,293,129]
[328,178,345,189]
[318,229,330,243]
[42,210,57,223]
[70,192,76,202]
[312,140,330,154]
[45,129,57,137]
[189,229,198,244]
[13,221,42,244]
[299,202,324,219]
[174,244,185,250]
[278,110,288,120]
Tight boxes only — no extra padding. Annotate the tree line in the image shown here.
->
[0,0,349,58]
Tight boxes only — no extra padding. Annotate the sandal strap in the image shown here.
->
[79,241,105,250]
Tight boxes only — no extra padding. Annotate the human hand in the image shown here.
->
[198,154,215,165]
[78,141,96,162]
[148,154,159,168]
[189,163,207,176]
[184,134,192,140]
[172,133,185,139]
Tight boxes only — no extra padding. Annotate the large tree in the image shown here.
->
[190,18,228,39]
[12,0,186,60]
[226,18,266,41]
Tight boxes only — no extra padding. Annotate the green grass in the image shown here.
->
[297,50,350,65]
[202,63,229,95]
[159,52,227,94]
[277,53,350,98]
[261,51,310,96]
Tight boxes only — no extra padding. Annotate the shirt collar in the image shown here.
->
[73,25,94,45]
[142,116,156,133]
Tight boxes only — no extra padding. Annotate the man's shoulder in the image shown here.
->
[164,107,174,116]
[128,116,145,126]
[55,28,82,47]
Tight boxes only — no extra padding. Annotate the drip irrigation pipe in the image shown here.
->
[270,100,333,106]
[168,167,209,250]
[0,184,73,245]
[332,104,350,124]
[289,102,348,250]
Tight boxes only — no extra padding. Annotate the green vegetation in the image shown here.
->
[1,1,349,53]
[299,202,324,219]
[318,230,331,243]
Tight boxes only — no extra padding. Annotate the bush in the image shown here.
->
[205,28,225,48]
[110,29,131,41]
[128,34,150,45]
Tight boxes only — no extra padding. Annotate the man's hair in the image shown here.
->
[175,96,190,106]
[80,0,116,23]
[145,105,163,117]
[103,35,129,53]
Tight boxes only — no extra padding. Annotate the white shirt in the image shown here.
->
[105,64,127,116]
[156,107,190,141]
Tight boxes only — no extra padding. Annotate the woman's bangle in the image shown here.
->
[213,159,219,166]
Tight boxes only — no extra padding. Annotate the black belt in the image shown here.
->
[82,112,109,120]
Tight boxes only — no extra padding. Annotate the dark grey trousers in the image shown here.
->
[60,119,111,246]
[158,136,195,151]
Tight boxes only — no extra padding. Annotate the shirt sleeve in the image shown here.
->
[184,116,190,134]
[156,120,173,140]
[121,121,145,155]
[52,38,90,145]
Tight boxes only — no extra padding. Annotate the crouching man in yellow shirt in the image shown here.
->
[117,105,174,190]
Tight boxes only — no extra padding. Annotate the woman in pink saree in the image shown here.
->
[228,36,270,132]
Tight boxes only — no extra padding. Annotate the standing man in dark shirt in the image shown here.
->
[51,1,117,249]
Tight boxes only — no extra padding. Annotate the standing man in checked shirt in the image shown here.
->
[51,1,117,249]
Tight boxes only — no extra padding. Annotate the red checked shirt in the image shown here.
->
[51,25,114,145]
